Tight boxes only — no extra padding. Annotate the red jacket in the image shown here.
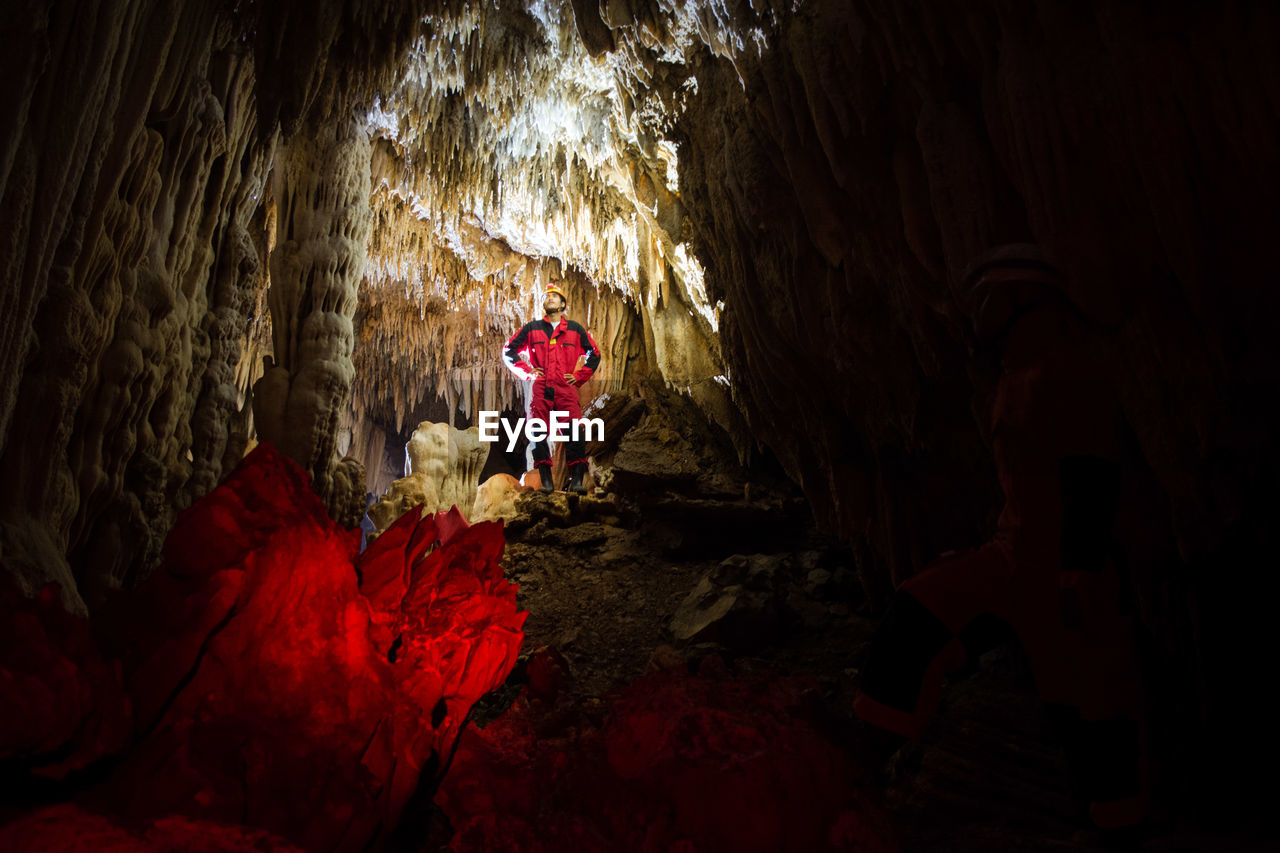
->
[503,315,601,386]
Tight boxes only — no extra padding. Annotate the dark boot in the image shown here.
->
[538,466,554,492]
[568,463,587,494]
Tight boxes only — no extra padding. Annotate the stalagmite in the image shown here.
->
[471,472,525,524]
[367,420,490,535]
[253,112,371,527]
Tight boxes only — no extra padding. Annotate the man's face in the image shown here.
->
[543,292,565,314]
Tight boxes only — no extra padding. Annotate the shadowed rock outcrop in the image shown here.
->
[664,0,1280,815]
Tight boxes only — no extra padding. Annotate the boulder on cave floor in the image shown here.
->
[506,489,638,532]
[668,554,790,649]
[599,383,755,501]
[668,552,862,650]
[472,472,526,524]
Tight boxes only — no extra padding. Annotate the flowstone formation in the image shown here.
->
[367,420,489,536]
[0,1,279,613]
[0,0,434,610]
[252,112,372,528]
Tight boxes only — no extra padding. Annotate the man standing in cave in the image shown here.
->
[503,280,602,493]
[852,246,1148,834]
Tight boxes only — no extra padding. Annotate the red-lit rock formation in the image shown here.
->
[2,443,524,852]
[97,442,524,850]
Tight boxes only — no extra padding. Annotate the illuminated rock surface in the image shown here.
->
[1,443,525,852]
[472,472,526,524]
[104,443,523,850]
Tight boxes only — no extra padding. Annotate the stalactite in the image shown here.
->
[354,183,643,445]
[347,0,755,476]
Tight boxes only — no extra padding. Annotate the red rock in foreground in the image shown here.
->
[1,442,525,852]
[101,442,526,850]
[437,658,897,852]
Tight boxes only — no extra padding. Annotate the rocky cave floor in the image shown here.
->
[407,483,1267,853]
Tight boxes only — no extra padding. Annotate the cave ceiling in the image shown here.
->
[261,0,755,443]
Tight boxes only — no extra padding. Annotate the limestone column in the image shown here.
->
[253,110,369,526]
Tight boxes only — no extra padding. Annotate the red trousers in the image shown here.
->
[528,380,587,468]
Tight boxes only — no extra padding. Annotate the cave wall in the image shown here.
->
[0,0,431,609]
[1,0,272,612]
[692,0,1280,574]
[660,0,1280,808]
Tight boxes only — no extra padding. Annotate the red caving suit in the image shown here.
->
[503,314,601,468]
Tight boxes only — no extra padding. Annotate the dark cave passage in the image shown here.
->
[3,1,1280,850]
